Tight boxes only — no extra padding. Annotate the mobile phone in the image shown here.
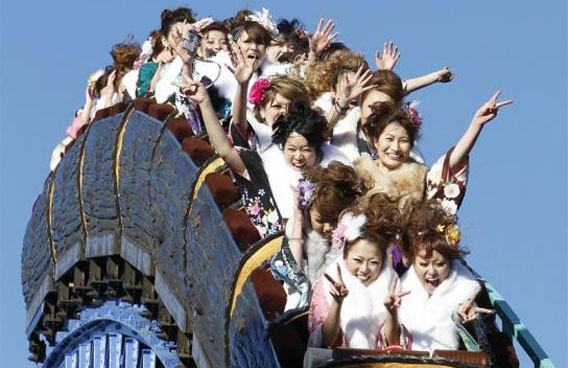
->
[183,32,200,56]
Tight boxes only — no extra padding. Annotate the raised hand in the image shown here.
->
[177,74,209,104]
[324,264,349,303]
[383,275,410,312]
[309,18,338,56]
[437,66,455,83]
[375,42,401,71]
[456,291,495,324]
[336,65,374,106]
[228,45,255,84]
[472,91,513,126]
[193,17,214,34]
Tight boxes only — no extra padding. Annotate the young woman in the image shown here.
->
[270,161,368,310]
[382,200,494,352]
[307,193,401,348]
[135,30,176,98]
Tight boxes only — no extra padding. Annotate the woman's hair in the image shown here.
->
[273,18,309,62]
[202,21,229,36]
[402,200,468,261]
[160,7,195,37]
[148,30,166,61]
[110,41,141,90]
[92,66,113,99]
[363,107,420,148]
[304,161,369,224]
[304,49,369,99]
[361,70,405,105]
[271,102,328,154]
[319,42,349,62]
[229,9,272,46]
[253,75,310,122]
[342,193,402,259]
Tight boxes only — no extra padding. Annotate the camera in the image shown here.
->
[183,32,200,56]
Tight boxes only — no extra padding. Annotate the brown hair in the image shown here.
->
[305,161,369,225]
[160,7,195,37]
[253,75,310,122]
[342,193,402,260]
[361,70,405,104]
[202,21,229,36]
[402,200,468,261]
[304,50,369,99]
[229,10,272,46]
[110,41,141,90]
[148,30,166,61]
[364,108,419,149]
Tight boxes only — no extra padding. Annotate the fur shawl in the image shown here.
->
[354,153,428,204]
[399,260,481,352]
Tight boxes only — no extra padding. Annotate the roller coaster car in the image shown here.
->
[21,101,548,367]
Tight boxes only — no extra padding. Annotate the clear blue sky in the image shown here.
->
[1,1,566,366]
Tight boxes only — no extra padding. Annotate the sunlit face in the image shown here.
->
[360,89,395,126]
[236,30,266,71]
[414,249,451,296]
[202,30,228,58]
[374,122,412,170]
[259,93,291,127]
[266,40,294,63]
[334,71,360,107]
[309,207,335,240]
[345,239,383,286]
[283,132,317,171]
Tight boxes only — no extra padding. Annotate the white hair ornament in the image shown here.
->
[331,212,368,249]
[246,8,279,36]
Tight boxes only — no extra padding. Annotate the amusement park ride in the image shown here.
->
[21,99,555,367]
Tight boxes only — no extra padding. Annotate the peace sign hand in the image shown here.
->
[472,91,513,127]
[383,275,410,313]
[337,65,374,106]
[309,18,339,56]
[375,42,400,71]
[324,264,349,303]
[456,291,495,324]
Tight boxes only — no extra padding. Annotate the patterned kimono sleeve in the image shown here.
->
[307,279,330,347]
[376,323,413,350]
[426,147,469,215]
[270,238,309,310]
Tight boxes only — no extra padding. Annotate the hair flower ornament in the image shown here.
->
[246,8,279,37]
[331,212,367,249]
[435,223,461,246]
[249,78,271,105]
[295,28,307,39]
[298,178,316,208]
[404,100,423,129]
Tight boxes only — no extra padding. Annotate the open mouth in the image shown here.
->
[291,162,305,170]
[357,274,370,283]
[425,277,440,289]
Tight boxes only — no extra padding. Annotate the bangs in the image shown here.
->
[242,21,272,45]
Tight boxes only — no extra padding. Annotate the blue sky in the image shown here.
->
[1,1,566,366]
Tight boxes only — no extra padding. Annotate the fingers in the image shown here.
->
[336,263,344,284]
[465,291,479,309]
[322,19,335,36]
[316,18,324,33]
[389,274,400,294]
[324,273,337,285]
[397,290,411,298]
[495,99,514,108]
[474,307,495,315]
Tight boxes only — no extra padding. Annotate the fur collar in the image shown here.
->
[322,259,395,348]
[399,260,481,352]
[355,153,428,204]
[304,229,342,284]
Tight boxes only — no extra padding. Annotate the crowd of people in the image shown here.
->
[51,6,513,357]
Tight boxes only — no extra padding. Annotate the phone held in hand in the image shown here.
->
[183,32,200,56]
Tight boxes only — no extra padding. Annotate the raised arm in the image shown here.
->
[180,76,247,175]
[404,66,454,95]
[449,91,513,168]
[375,42,401,71]
[322,265,349,347]
[327,66,373,128]
[229,42,255,133]
[307,18,338,64]
[382,275,410,346]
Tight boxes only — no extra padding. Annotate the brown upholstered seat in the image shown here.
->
[222,208,261,251]
[204,173,239,210]
[269,308,309,368]
[148,103,174,121]
[167,117,194,143]
[133,97,156,113]
[433,350,490,367]
[108,102,128,116]
[93,107,111,121]
[250,269,287,321]
[181,138,214,166]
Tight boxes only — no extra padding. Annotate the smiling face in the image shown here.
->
[414,248,451,296]
[360,89,395,126]
[345,239,383,286]
[309,207,335,240]
[374,122,412,170]
[202,30,228,57]
[236,30,266,71]
[283,132,317,171]
[259,93,291,127]
[266,40,294,64]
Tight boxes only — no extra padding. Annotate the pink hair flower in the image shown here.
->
[405,101,423,129]
[331,223,348,250]
[249,78,271,105]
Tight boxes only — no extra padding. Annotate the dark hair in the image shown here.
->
[364,108,420,149]
[274,18,309,61]
[229,9,272,46]
[160,7,195,37]
[148,30,166,61]
[92,65,113,99]
[305,161,368,224]
[401,200,468,261]
[271,102,328,155]
[202,21,229,36]
[320,42,349,62]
